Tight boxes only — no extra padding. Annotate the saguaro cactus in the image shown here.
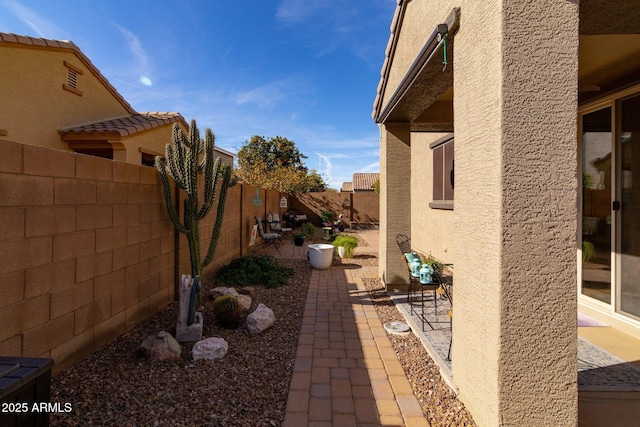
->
[156,119,233,290]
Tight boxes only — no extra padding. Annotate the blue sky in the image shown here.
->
[0,0,395,189]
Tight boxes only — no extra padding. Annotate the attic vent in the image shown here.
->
[67,69,78,89]
[62,60,84,96]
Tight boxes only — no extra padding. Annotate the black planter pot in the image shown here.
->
[293,235,305,246]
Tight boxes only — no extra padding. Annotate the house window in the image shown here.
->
[63,61,83,96]
[429,134,454,210]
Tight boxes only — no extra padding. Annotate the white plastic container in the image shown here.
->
[307,243,334,270]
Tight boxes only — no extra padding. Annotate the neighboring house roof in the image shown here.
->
[341,182,353,193]
[0,32,136,116]
[60,112,186,139]
[353,173,380,192]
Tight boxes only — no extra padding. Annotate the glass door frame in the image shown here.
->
[578,83,640,328]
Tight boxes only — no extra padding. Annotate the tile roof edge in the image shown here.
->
[1,31,137,116]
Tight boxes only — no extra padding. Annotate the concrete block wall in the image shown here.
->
[0,139,175,373]
[0,138,324,374]
[292,192,379,227]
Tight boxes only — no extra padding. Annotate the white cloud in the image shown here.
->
[233,76,315,109]
[1,0,66,38]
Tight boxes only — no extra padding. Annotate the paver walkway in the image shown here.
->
[282,230,430,427]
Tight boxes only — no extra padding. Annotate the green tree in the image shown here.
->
[237,135,326,193]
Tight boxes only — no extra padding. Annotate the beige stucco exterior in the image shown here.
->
[0,33,235,166]
[0,38,134,151]
[375,1,581,425]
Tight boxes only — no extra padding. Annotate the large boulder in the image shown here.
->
[246,303,275,334]
[192,337,229,361]
[140,331,181,361]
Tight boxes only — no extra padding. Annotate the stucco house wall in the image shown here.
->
[0,35,134,151]
[410,132,454,262]
[375,1,579,425]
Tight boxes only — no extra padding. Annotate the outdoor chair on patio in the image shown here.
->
[270,213,292,237]
[254,216,281,252]
[396,234,452,331]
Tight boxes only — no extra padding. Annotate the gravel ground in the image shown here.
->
[362,277,476,427]
[50,249,475,426]
[50,258,311,427]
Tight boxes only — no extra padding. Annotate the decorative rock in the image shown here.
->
[140,331,181,361]
[236,294,252,311]
[210,287,239,299]
[238,286,255,296]
[192,337,228,361]
[246,303,275,334]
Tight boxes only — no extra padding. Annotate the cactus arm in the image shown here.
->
[197,156,221,220]
[202,165,231,268]
[166,144,186,190]
[173,124,189,183]
[155,156,188,234]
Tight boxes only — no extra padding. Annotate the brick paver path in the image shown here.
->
[282,262,430,427]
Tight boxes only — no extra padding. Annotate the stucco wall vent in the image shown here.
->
[63,60,84,96]
[67,69,78,89]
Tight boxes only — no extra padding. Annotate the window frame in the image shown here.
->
[429,133,454,210]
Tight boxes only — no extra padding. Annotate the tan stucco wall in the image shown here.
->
[378,1,579,425]
[0,46,131,151]
[379,123,411,285]
[410,132,454,262]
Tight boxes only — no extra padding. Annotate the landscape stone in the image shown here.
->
[192,337,229,361]
[246,303,275,334]
[140,331,181,361]
[210,287,239,299]
[236,294,252,311]
[238,286,255,295]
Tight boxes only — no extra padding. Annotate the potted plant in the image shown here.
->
[293,233,305,246]
[301,222,315,241]
[332,234,358,258]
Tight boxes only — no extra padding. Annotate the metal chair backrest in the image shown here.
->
[396,234,411,254]
[255,217,266,237]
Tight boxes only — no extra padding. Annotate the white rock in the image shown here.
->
[246,303,275,334]
[192,337,228,361]
[236,294,252,311]
[210,287,239,298]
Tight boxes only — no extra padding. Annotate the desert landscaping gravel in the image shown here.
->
[50,249,475,426]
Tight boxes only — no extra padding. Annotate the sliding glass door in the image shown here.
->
[619,93,640,319]
[581,107,612,304]
[580,87,640,322]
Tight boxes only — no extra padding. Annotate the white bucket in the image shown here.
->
[307,243,334,270]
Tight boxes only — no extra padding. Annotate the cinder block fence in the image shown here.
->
[0,139,285,373]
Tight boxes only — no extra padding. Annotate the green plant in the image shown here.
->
[332,234,359,258]
[212,295,242,329]
[320,211,335,223]
[301,222,315,240]
[582,241,595,262]
[422,252,444,271]
[155,120,235,304]
[215,255,294,289]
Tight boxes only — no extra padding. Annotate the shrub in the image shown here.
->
[332,234,359,258]
[301,222,315,240]
[215,255,294,289]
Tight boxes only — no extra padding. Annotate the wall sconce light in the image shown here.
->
[252,189,262,206]
[280,196,288,208]
[342,198,350,208]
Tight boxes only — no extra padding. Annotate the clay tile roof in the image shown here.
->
[352,173,380,192]
[60,112,186,138]
[341,182,353,193]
